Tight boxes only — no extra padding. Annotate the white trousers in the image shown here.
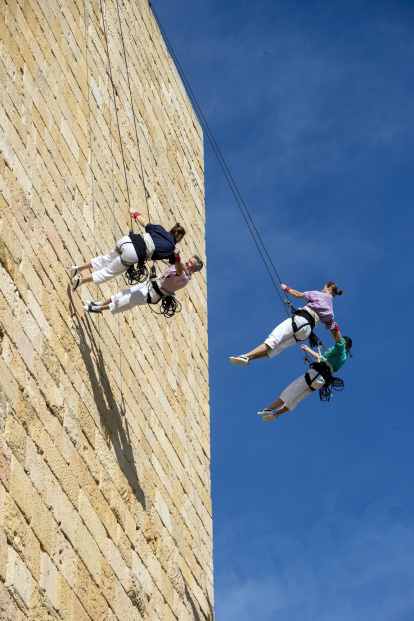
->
[109,282,161,315]
[265,316,311,359]
[280,368,326,411]
[91,236,138,285]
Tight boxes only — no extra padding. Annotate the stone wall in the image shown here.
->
[0,0,212,619]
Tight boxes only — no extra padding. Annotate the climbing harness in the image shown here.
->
[146,280,182,319]
[305,361,344,402]
[284,299,325,350]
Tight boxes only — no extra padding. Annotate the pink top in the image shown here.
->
[303,290,335,330]
[158,263,191,293]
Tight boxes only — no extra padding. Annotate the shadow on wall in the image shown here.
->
[68,288,146,512]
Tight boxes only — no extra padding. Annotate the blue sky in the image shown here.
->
[154,1,414,619]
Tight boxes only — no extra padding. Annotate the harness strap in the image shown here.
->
[114,244,136,268]
[146,280,168,305]
[305,361,344,402]
[292,309,315,342]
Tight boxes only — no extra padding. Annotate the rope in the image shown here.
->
[99,0,134,231]
[113,0,151,223]
[83,0,98,261]
[149,3,290,315]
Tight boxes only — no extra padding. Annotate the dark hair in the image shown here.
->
[326,281,343,297]
[192,255,203,272]
[344,336,353,357]
[170,223,186,240]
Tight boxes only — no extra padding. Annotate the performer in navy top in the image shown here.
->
[71,207,186,289]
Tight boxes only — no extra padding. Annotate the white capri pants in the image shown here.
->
[91,236,138,285]
[280,368,325,411]
[265,316,311,359]
[109,282,162,315]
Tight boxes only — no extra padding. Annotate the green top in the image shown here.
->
[322,338,347,372]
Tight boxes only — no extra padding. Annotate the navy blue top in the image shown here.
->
[146,223,176,263]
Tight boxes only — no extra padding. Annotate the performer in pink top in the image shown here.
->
[83,251,203,315]
[229,281,343,365]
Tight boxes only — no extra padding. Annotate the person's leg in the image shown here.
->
[76,260,93,272]
[244,343,271,360]
[258,371,319,422]
[230,319,292,365]
[257,397,290,420]
[109,283,152,314]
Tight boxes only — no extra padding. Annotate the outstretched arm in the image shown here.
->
[329,323,343,343]
[300,343,321,360]
[174,248,184,276]
[129,207,149,230]
[281,283,305,299]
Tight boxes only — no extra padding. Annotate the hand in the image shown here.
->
[300,344,308,351]
[280,284,286,290]
[174,246,181,256]
[129,207,135,215]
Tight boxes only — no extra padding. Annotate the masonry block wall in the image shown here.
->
[0,0,212,619]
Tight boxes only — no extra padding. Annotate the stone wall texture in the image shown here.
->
[0,0,212,620]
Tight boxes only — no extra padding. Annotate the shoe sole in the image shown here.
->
[229,357,249,366]
[262,415,277,422]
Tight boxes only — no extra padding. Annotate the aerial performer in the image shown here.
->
[71,208,185,290]
[257,328,353,422]
[82,252,203,315]
[229,282,343,365]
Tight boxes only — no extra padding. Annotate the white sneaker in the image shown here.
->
[229,355,249,366]
[72,276,82,291]
[262,413,277,422]
[257,409,274,416]
[83,304,102,314]
[70,266,78,277]
[85,300,102,306]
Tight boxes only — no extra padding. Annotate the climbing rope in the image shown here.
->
[99,0,134,232]
[113,0,151,224]
[148,292,182,319]
[149,2,289,315]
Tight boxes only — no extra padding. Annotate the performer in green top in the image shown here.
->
[257,329,353,421]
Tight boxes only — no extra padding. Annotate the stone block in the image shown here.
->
[24,526,41,583]
[79,489,108,557]
[30,489,53,554]
[5,546,32,614]
[28,583,59,621]
[39,552,58,609]
[155,489,172,535]
[0,526,7,582]
[0,436,11,491]
[3,415,26,467]
[0,491,26,555]
[0,580,21,621]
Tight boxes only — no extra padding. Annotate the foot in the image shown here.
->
[72,276,82,291]
[262,413,277,422]
[84,300,102,306]
[70,266,78,277]
[229,355,249,366]
[257,409,274,416]
[83,304,102,314]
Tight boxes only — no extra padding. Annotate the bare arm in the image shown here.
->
[129,207,148,230]
[175,259,184,276]
[174,247,184,276]
[300,343,321,360]
[280,283,305,299]
[329,324,343,343]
